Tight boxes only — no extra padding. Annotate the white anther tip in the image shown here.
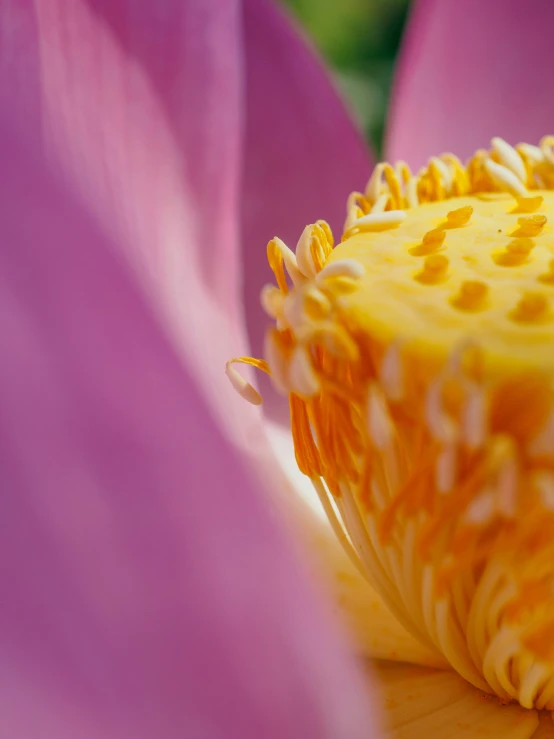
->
[289,345,320,397]
[484,157,527,197]
[272,237,305,287]
[296,225,319,279]
[317,258,365,282]
[464,490,495,525]
[367,384,394,450]
[491,137,527,183]
[380,343,404,401]
[353,210,407,232]
[225,363,263,406]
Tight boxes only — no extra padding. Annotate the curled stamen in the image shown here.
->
[225,357,270,405]
[347,210,407,236]
[296,222,333,279]
[268,237,305,289]
[371,192,390,213]
[517,143,544,165]
[491,137,527,183]
[484,158,527,197]
[316,258,365,282]
[365,162,387,202]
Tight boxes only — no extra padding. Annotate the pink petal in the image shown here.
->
[0,0,251,432]
[1,0,372,428]
[241,0,373,419]
[0,114,380,738]
[387,0,554,168]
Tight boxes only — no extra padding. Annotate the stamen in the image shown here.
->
[517,143,544,164]
[225,364,263,405]
[344,192,366,232]
[540,135,554,164]
[379,343,404,401]
[436,444,457,494]
[425,377,458,443]
[303,286,332,320]
[365,162,387,202]
[371,192,390,213]
[484,158,527,197]
[491,137,527,183]
[348,210,407,234]
[289,345,319,397]
[463,490,495,525]
[260,284,284,319]
[225,357,269,405]
[462,388,488,450]
[316,258,364,282]
[367,383,394,450]
[296,221,333,279]
[282,292,305,332]
[268,237,304,289]
[534,472,554,510]
[228,136,554,711]
[264,330,290,395]
[430,156,453,190]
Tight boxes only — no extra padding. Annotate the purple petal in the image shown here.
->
[387,0,554,168]
[0,0,372,426]
[0,114,380,738]
[0,0,251,427]
[241,0,373,419]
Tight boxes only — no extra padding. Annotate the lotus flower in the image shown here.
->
[3,1,554,738]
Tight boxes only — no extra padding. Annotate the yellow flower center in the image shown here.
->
[228,137,554,710]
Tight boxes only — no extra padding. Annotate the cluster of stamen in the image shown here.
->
[227,138,554,710]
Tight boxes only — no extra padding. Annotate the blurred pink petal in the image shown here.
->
[0,114,380,738]
[387,0,554,168]
[0,0,373,430]
[241,0,372,419]
[0,0,251,435]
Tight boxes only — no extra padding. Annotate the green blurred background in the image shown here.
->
[281,0,412,156]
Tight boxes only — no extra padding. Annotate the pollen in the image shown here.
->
[228,137,554,710]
